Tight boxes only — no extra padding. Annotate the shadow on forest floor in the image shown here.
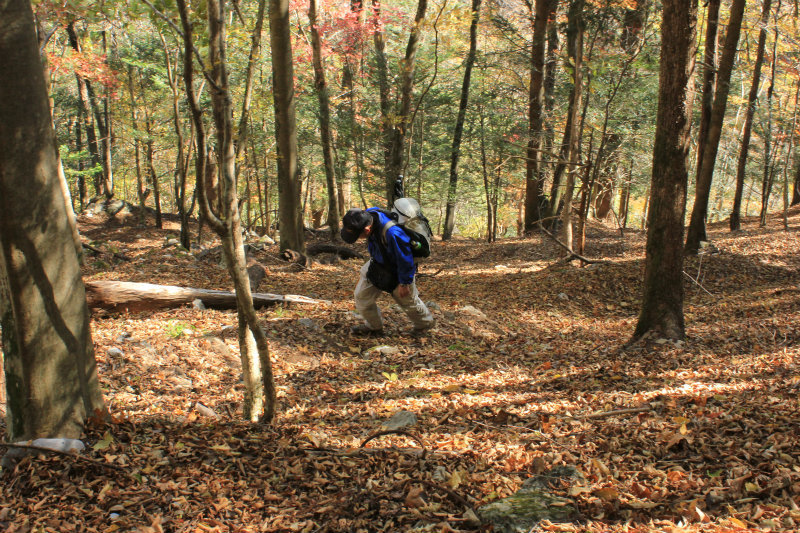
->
[1,206,799,532]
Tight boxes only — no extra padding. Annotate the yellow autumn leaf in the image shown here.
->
[448,469,463,489]
[594,487,619,501]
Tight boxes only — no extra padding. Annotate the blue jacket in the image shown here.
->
[365,207,416,285]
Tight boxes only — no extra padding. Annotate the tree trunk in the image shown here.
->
[308,0,341,238]
[559,0,585,251]
[694,0,720,188]
[442,0,482,240]
[270,0,305,253]
[143,110,162,228]
[126,65,148,226]
[684,0,745,253]
[632,0,696,342]
[386,0,428,202]
[177,0,277,423]
[759,28,779,226]
[729,0,772,231]
[160,37,191,248]
[1,0,107,442]
[66,23,102,198]
[523,0,553,232]
[372,0,393,194]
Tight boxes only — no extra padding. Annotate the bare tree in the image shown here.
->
[308,0,341,237]
[442,0,482,239]
[684,0,745,253]
[176,0,277,422]
[729,0,772,231]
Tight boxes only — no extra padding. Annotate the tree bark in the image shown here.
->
[693,0,720,189]
[684,0,745,253]
[308,0,342,238]
[559,0,585,251]
[632,0,697,342]
[177,0,277,423]
[386,0,428,202]
[522,0,553,233]
[442,0,482,240]
[84,281,327,313]
[729,0,772,231]
[1,0,107,442]
[270,0,306,252]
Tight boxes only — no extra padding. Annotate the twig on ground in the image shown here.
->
[683,270,715,297]
[419,478,477,513]
[416,267,444,278]
[537,226,607,265]
[582,406,652,419]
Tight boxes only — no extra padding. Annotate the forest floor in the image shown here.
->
[2,205,800,533]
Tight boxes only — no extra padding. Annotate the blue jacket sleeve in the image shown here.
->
[386,226,416,285]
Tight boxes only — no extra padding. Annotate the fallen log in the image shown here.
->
[306,243,364,260]
[85,281,329,313]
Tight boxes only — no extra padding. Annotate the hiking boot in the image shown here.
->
[408,320,436,337]
[350,324,383,337]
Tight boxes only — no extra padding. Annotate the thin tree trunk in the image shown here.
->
[308,0,341,238]
[126,65,148,226]
[759,25,779,226]
[372,0,392,190]
[442,0,482,240]
[66,23,102,197]
[177,0,277,423]
[685,0,746,252]
[730,0,772,231]
[559,0,585,251]
[143,110,162,228]
[386,0,428,202]
[694,0,720,188]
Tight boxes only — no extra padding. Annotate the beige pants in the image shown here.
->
[354,261,434,330]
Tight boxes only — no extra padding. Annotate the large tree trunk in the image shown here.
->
[442,0,482,240]
[308,0,341,238]
[632,0,696,342]
[684,0,745,253]
[0,0,107,442]
[729,0,772,231]
[270,0,305,252]
[522,0,553,233]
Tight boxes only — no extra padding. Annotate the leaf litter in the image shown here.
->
[1,208,799,532]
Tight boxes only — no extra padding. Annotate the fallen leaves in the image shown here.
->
[1,210,799,532]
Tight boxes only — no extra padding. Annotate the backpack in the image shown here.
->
[380,197,433,258]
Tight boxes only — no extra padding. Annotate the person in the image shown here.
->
[340,207,435,336]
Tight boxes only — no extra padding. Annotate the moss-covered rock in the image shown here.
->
[477,466,583,533]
